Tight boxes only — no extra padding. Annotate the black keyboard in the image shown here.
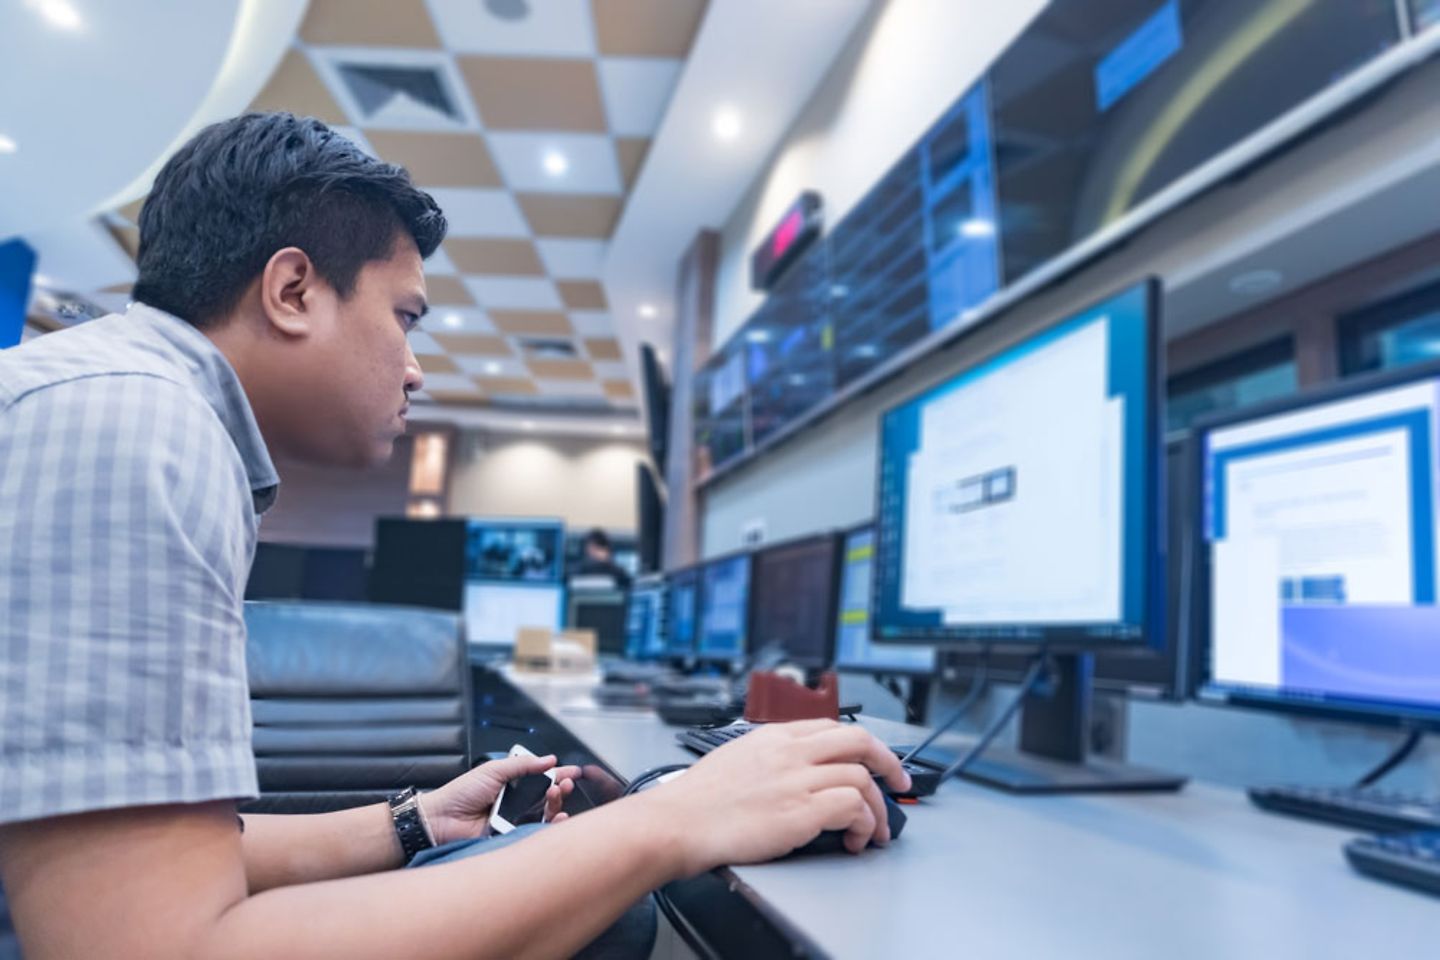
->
[1248,785,1440,833]
[1346,831,1440,896]
[676,723,943,798]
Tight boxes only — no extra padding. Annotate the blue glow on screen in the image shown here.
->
[1095,0,1184,112]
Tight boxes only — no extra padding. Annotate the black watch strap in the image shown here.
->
[388,787,435,861]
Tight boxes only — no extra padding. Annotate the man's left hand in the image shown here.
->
[420,753,581,845]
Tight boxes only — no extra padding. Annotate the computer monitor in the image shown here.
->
[636,462,665,574]
[368,518,467,611]
[641,342,671,474]
[749,533,843,670]
[666,565,701,660]
[832,525,937,677]
[871,279,1177,793]
[696,552,751,663]
[465,518,565,584]
[624,576,668,661]
[1196,360,1440,731]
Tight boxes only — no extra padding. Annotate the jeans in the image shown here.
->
[407,823,657,960]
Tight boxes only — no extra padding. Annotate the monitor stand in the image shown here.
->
[956,654,1187,794]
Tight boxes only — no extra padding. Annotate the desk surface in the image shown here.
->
[501,667,1439,959]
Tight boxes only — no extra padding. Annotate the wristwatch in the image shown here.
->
[388,787,435,861]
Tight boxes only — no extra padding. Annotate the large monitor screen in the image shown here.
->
[624,580,667,661]
[749,535,841,668]
[990,0,1401,285]
[745,243,835,447]
[693,341,749,478]
[873,280,1159,648]
[833,527,937,675]
[666,567,701,658]
[697,554,751,661]
[1199,368,1440,726]
[465,519,564,584]
[464,582,564,648]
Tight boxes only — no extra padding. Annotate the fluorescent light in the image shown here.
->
[542,149,568,177]
[1229,269,1284,296]
[443,313,463,329]
[712,106,742,143]
[958,218,996,238]
[27,0,82,30]
[638,303,658,319]
[746,329,771,344]
[0,134,16,155]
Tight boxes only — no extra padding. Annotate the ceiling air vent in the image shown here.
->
[337,63,461,125]
[518,337,579,359]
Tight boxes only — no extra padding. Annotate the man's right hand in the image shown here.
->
[637,720,912,876]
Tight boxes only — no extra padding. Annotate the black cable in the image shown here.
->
[900,653,989,766]
[878,674,920,724]
[937,655,1048,785]
[1355,727,1424,788]
[622,762,692,798]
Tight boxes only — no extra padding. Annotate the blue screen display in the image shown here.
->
[0,239,37,350]
[1202,371,1440,725]
[697,554,750,660]
[873,282,1155,646]
[464,520,564,584]
[833,527,936,674]
[667,569,700,657]
[1094,0,1183,112]
[624,583,667,660]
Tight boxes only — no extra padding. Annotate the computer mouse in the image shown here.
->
[786,792,908,858]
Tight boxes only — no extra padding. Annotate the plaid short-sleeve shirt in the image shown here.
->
[0,303,279,824]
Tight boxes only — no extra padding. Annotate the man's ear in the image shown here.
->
[259,247,321,339]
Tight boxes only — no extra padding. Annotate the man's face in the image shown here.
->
[294,238,427,467]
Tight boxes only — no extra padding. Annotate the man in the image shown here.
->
[0,113,908,959]
[576,528,633,589]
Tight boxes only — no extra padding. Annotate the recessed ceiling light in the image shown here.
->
[746,329,771,344]
[1229,269,1284,297]
[443,313,463,328]
[957,218,996,238]
[483,360,503,376]
[27,0,81,30]
[712,106,742,143]
[638,303,657,319]
[484,0,531,21]
[0,134,17,155]
[542,149,568,177]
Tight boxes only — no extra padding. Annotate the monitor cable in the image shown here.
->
[1355,727,1424,788]
[931,654,1049,786]
[898,652,990,766]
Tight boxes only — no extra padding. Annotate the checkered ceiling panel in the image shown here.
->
[97,0,709,416]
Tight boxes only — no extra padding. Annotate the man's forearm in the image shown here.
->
[241,803,402,892]
[211,793,684,960]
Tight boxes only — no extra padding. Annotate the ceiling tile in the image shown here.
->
[434,333,513,355]
[300,0,442,47]
[535,378,605,397]
[584,338,623,361]
[117,196,146,227]
[614,137,650,191]
[446,238,544,275]
[476,376,540,396]
[527,358,594,380]
[489,310,573,336]
[424,274,477,307]
[364,130,501,187]
[464,277,563,310]
[427,392,491,407]
[424,246,458,275]
[602,379,636,401]
[421,308,494,334]
[427,0,596,56]
[488,132,622,194]
[249,49,347,124]
[591,360,630,381]
[453,355,529,378]
[557,279,608,310]
[415,372,480,392]
[535,238,606,279]
[516,193,621,238]
[458,57,607,132]
[597,58,682,136]
[425,188,530,237]
[568,311,615,337]
[592,0,707,57]
[418,353,462,375]
[407,330,447,355]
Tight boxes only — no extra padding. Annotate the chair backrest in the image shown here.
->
[244,601,471,799]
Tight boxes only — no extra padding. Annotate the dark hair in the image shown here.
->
[132,112,447,327]
[584,529,612,551]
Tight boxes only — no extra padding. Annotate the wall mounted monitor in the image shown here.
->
[745,242,836,447]
[465,518,564,584]
[749,533,844,669]
[872,279,1162,651]
[640,342,671,474]
[1196,359,1440,729]
[989,0,1402,285]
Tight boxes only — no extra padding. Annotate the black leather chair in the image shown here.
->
[242,601,473,814]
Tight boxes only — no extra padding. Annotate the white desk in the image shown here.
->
[495,667,1439,959]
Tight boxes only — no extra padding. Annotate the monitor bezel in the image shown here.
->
[1191,355,1440,731]
[830,521,940,678]
[747,530,846,671]
[870,276,1165,653]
